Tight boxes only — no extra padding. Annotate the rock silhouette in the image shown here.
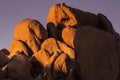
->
[0,3,120,80]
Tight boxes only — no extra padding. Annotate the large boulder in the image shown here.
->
[47,3,117,37]
[0,49,10,67]
[62,27,77,48]
[13,18,48,54]
[3,51,33,79]
[74,27,120,80]
[9,40,32,58]
[47,3,77,27]
[47,3,99,28]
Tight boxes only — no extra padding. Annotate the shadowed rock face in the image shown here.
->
[74,27,120,80]
[0,49,10,67]
[47,22,61,41]
[3,52,33,79]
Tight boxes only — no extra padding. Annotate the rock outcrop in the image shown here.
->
[0,3,119,80]
[31,38,75,79]
[9,18,48,58]
[47,3,119,50]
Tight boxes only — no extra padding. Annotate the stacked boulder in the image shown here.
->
[9,18,48,58]
[0,3,120,80]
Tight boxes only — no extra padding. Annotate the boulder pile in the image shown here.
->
[0,3,120,80]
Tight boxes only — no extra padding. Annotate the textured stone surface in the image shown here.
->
[0,3,120,80]
[62,27,77,48]
[74,27,120,80]
[32,38,75,79]
[41,38,75,59]
[47,3,77,27]
[9,40,31,58]
[3,52,33,79]
[0,49,10,67]
[14,18,48,54]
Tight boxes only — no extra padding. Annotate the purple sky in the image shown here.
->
[0,0,120,49]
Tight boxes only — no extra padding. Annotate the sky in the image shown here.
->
[0,0,120,49]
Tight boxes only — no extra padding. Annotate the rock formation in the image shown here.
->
[0,3,120,80]
[9,18,48,58]
[31,38,75,79]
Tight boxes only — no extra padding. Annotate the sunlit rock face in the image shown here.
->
[47,3,77,27]
[31,38,75,79]
[47,3,118,50]
[9,18,48,58]
[9,40,30,58]
[0,3,120,80]
[62,27,77,48]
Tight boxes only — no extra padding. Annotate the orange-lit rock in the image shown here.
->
[41,38,75,59]
[47,3,77,27]
[9,40,30,58]
[0,3,120,80]
[31,38,75,79]
[62,27,77,48]
[14,18,48,53]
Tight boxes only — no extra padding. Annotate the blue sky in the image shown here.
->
[0,0,120,49]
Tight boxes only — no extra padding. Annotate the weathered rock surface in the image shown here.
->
[3,51,33,79]
[0,3,120,80]
[0,49,10,67]
[74,27,120,80]
[40,38,75,59]
[9,18,48,58]
[47,3,117,37]
[47,3,77,27]
[31,38,75,79]
[9,40,30,58]
[62,27,77,48]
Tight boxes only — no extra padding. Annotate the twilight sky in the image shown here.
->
[0,0,120,49]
